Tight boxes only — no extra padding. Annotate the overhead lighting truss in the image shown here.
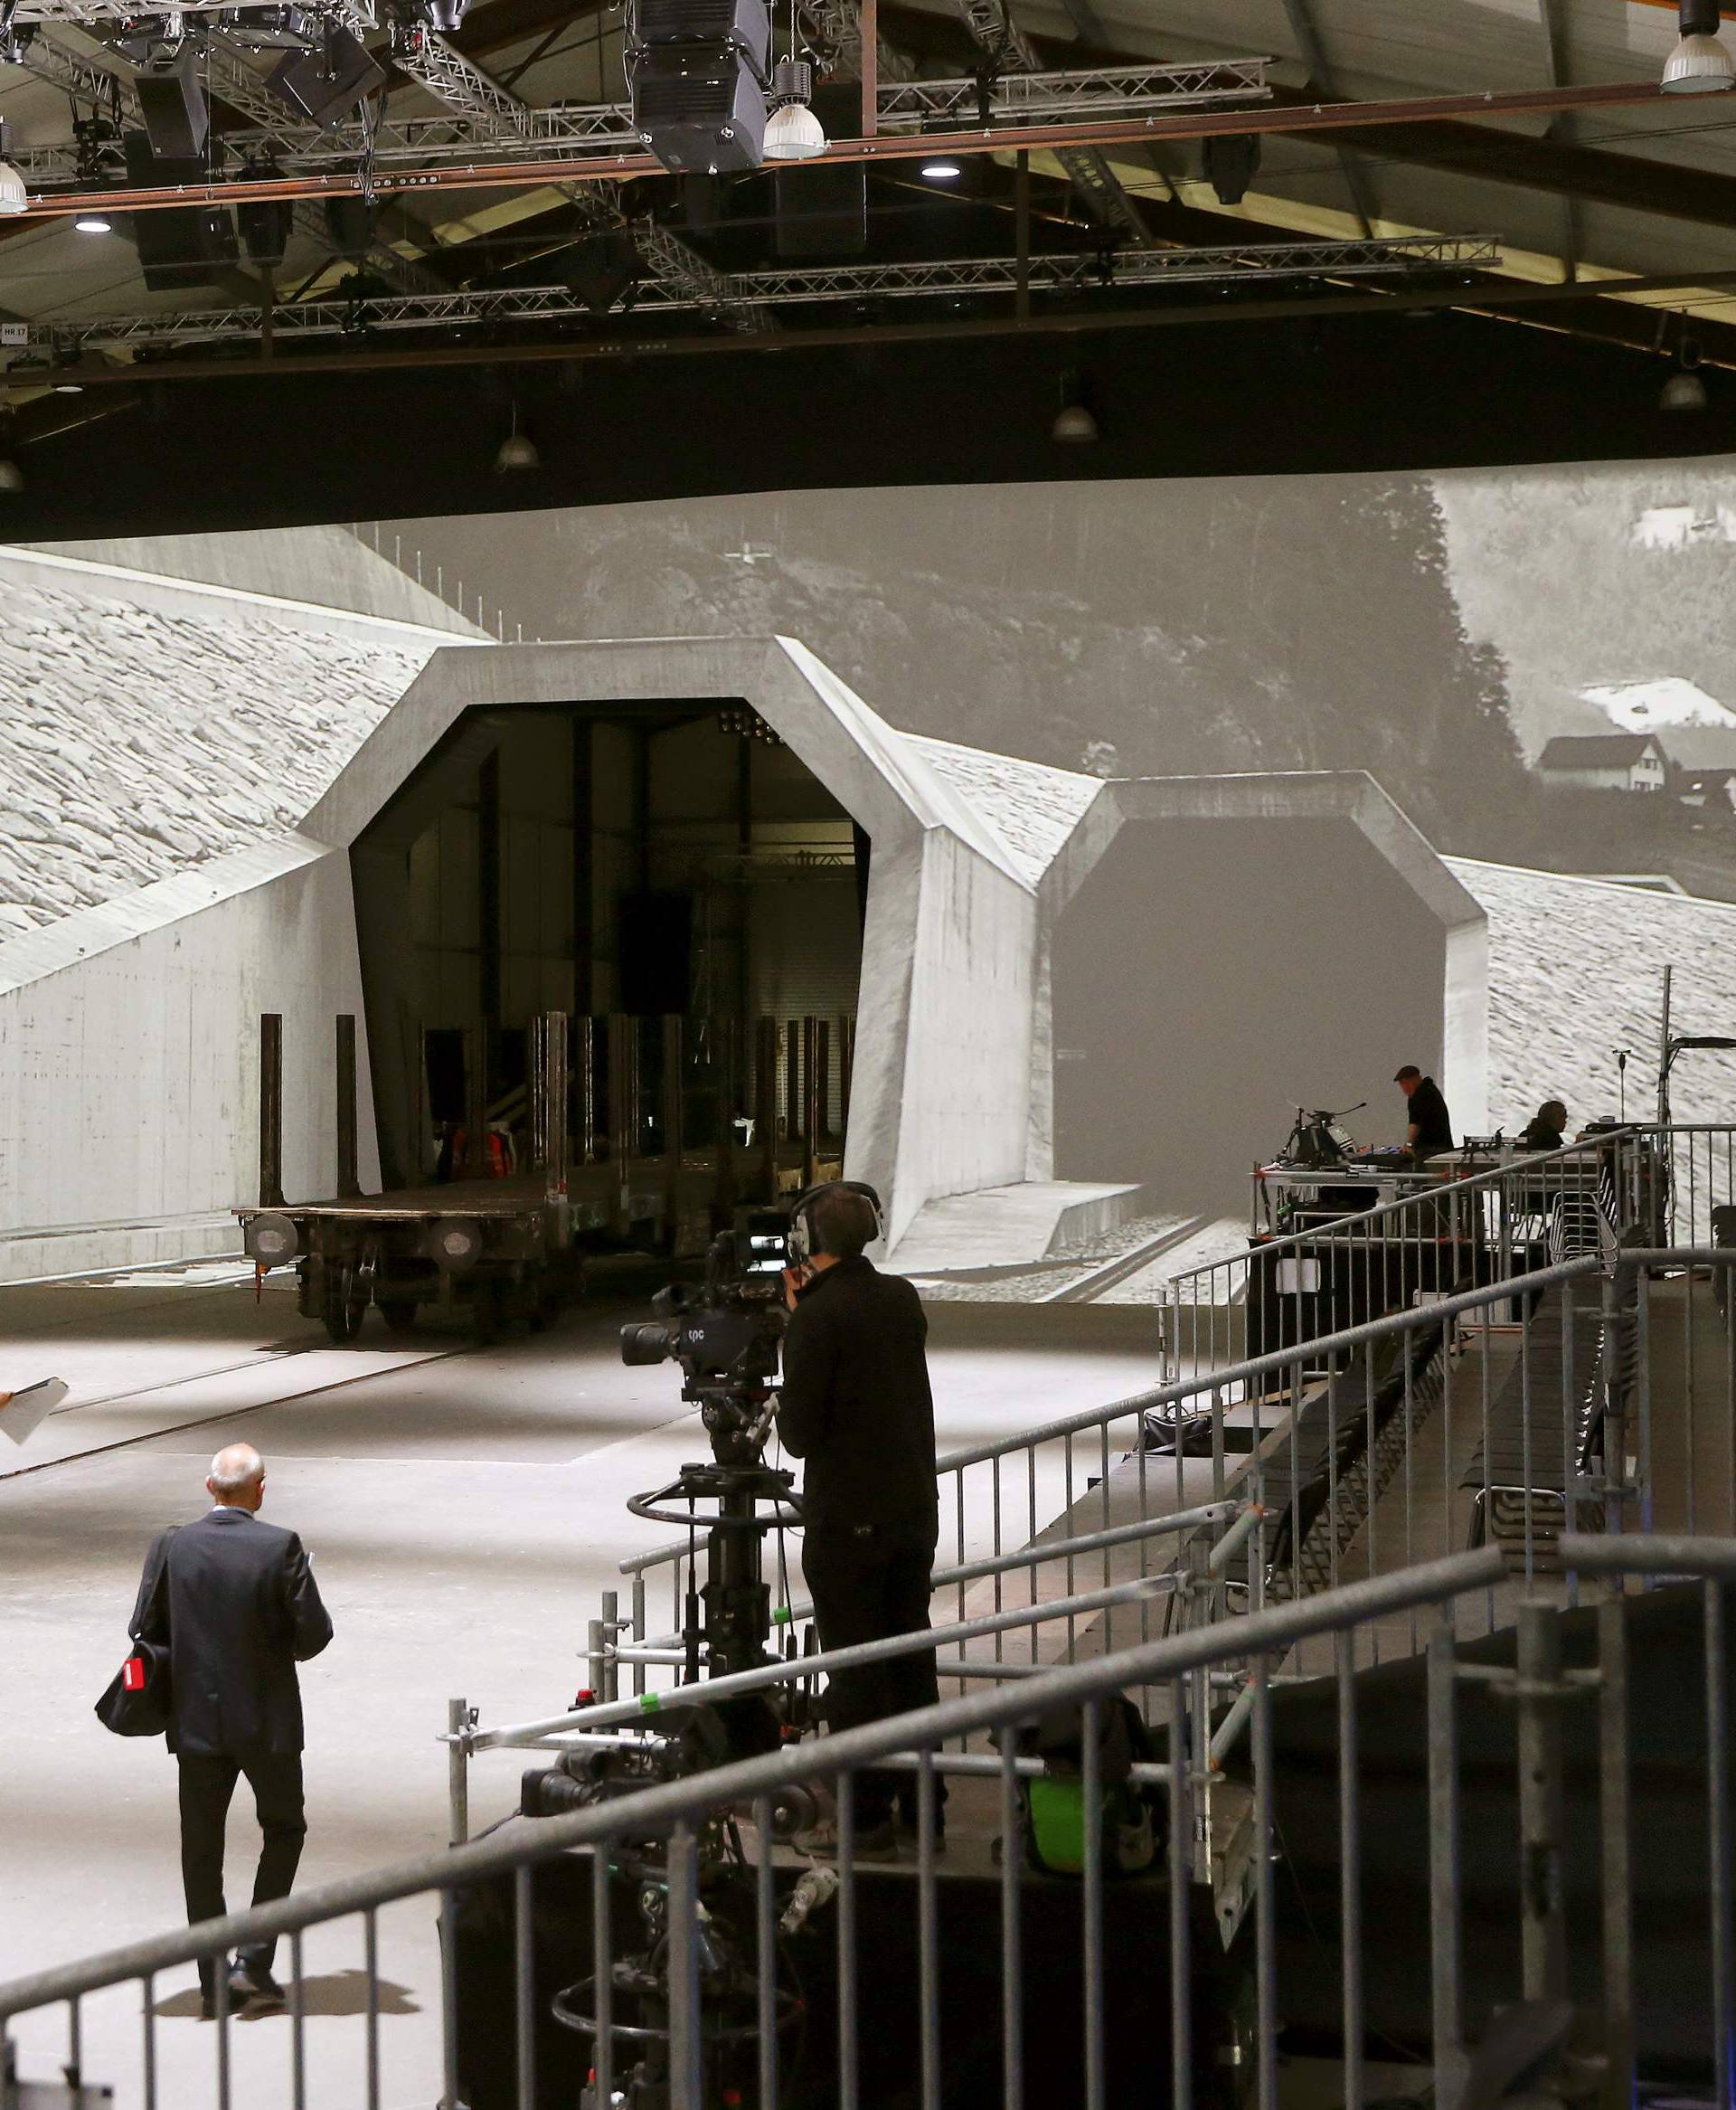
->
[873,58,1270,129]
[6,0,378,22]
[5,232,1499,356]
[9,54,1273,184]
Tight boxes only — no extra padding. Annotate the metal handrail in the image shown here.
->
[0,1543,1504,2022]
[937,1251,1596,1473]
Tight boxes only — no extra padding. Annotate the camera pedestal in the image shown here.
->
[627,1460,801,1683]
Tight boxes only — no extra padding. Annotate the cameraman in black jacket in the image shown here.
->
[778,1183,940,1859]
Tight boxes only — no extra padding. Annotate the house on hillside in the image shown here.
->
[1678,768,1736,817]
[1536,733,1669,793]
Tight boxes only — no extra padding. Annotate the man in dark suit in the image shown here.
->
[130,1442,333,2017]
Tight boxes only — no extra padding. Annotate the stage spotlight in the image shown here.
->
[1663,0,1734,90]
[1203,132,1260,204]
[564,230,639,315]
[74,213,112,234]
[920,158,961,181]
[0,124,29,215]
[764,57,825,161]
[423,0,469,30]
[631,0,769,175]
[268,21,387,128]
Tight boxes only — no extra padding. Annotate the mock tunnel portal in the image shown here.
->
[1052,817,1448,1216]
[351,698,865,1240]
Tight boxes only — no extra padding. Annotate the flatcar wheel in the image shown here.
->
[379,1300,420,1338]
[323,1265,367,1346]
[470,1279,502,1347]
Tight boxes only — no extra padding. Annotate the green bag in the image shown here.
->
[1005,1694,1161,1878]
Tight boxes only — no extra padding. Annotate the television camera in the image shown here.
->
[521,1206,824,2109]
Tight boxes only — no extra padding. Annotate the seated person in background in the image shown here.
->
[1394,1064,1454,1161]
[1520,1099,1570,1151]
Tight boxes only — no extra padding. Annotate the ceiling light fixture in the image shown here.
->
[763,57,826,162]
[1663,0,1735,91]
[1660,310,1711,412]
[74,214,112,235]
[1052,371,1099,444]
[921,159,962,181]
[494,405,540,473]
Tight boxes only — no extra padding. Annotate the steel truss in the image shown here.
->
[20,22,445,294]
[8,55,1271,183]
[10,234,1498,354]
[874,57,1269,128]
[9,0,378,19]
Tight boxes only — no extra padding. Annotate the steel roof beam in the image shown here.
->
[1278,0,1376,237]
[11,74,1678,218]
[980,6,1736,244]
[944,0,1157,249]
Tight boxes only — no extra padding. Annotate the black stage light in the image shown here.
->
[774,162,866,257]
[564,230,639,314]
[324,192,373,256]
[637,0,769,69]
[632,42,765,173]
[134,46,209,159]
[239,194,292,270]
[122,131,239,291]
[1202,132,1260,205]
[268,21,386,127]
[630,0,769,174]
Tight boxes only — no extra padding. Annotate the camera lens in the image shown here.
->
[619,1321,675,1367]
[520,1765,593,1818]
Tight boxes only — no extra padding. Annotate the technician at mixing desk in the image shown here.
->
[778,1179,942,1861]
[1394,1064,1454,1160]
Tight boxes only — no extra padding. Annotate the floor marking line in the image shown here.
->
[0,1347,473,1483]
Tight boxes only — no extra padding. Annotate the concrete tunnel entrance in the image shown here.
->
[1052,817,1449,1215]
[350,698,866,1219]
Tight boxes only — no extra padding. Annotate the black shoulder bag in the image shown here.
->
[95,1528,178,1738]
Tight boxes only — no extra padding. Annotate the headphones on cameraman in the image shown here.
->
[787,1180,885,1266]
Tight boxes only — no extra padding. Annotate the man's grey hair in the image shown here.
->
[209,1442,265,1496]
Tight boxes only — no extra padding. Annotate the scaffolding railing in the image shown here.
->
[6,1535,1733,2110]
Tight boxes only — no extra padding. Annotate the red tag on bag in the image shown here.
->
[122,1655,147,1692]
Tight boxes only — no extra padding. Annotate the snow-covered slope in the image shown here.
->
[1448,858,1736,1128]
[0,557,443,936]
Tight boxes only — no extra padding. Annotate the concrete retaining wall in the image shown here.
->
[0,838,376,1282]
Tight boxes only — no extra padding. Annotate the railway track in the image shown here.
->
[1041,1214,1212,1304]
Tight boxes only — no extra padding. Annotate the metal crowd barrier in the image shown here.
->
[6,1538,1735,2110]
[605,1239,1736,1728]
[1165,1124,1736,1389]
[604,1131,1736,1700]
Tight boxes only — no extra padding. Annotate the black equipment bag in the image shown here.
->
[95,1528,176,1737]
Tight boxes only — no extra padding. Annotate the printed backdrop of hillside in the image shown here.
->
[1436,458,1736,756]
[391,476,1525,849]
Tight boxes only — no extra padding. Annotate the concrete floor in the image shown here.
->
[0,1267,1164,2110]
